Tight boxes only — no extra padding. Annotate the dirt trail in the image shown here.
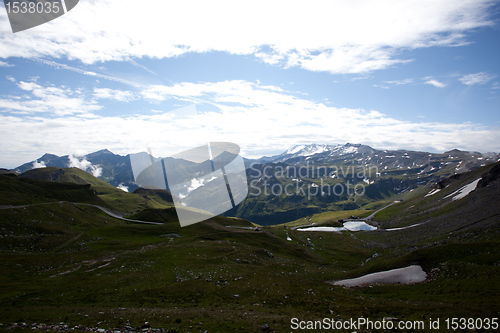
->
[364,201,399,220]
[0,201,163,225]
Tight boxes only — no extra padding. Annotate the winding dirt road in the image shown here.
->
[0,201,164,225]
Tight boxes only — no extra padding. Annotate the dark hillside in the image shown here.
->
[0,174,109,208]
[20,167,118,189]
[362,161,500,246]
[18,167,165,213]
[133,187,175,204]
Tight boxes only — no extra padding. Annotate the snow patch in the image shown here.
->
[297,226,344,232]
[363,178,374,185]
[332,265,426,287]
[298,221,377,232]
[301,145,329,156]
[424,189,441,197]
[344,221,377,231]
[343,146,358,154]
[443,178,481,201]
[286,145,306,155]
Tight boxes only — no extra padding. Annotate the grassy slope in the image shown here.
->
[1,165,499,331]
[19,168,173,214]
[1,202,498,332]
[0,174,109,208]
[280,209,374,227]
[131,188,175,210]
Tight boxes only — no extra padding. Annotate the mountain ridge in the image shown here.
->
[8,144,500,202]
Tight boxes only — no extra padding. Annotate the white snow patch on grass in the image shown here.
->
[297,226,344,232]
[331,265,427,287]
[424,188,441,197]
[443,178,481,201]
[298,221,377,232]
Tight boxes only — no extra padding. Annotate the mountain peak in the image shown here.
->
[40,153,60,160]
[286,145,307,155]
[87,149,114,156]
[445,149,465,154]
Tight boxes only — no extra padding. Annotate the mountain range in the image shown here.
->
[12,149,136,191]
[1,153,499,330]
[12,143,500,187]
[257,143,499,172]
[8,143,500,225]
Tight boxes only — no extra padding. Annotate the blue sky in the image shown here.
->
[0,0,499,168]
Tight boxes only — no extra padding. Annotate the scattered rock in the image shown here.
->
[5,322,178,333]
[263,249,274,258]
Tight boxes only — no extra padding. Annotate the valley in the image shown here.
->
[1,146,499,332]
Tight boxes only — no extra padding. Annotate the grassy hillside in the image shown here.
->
[0,164,499,332]
[280,209,373,227]
[0,174,109,208]
[362,161,500,245]
[132,188,175,209]
[18,168,172,214]
[125,207,254,227]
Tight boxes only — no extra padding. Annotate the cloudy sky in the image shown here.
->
[1,0,499,168]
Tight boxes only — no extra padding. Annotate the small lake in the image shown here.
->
[297,221,377,232]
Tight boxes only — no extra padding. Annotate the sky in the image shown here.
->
[1,0,500,169]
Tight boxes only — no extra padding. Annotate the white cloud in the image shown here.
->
[187,178,205,193]
[459,72,495,85]
[425,79,447,88]
[32,160,46,169]
[351,76,372,81]
[68,154,103,177]
[0,60,13,67]
[0,0,494,74]
[1,79,499,168]
[89,165,102,177]
[384,79,413,85]
[93,88,136,102]
[68,154,92,170]
[33,59,144,88]
[117,183,129,192]
[0,81,101,116]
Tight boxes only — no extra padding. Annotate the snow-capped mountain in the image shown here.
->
[276,143,373,162]
[13,149,135,190]
[10,144,500,193]
[257,143,500,176]
[284,143,332,156]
